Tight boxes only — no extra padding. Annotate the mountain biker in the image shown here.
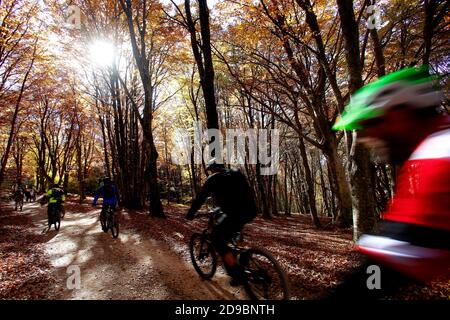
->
[45,184,66,225]
[92,177,119,231]
[185,159,258,286]
[13,183,25,211]
[24,185,32,202]
[29,186,37,202]
[330,65,450,298]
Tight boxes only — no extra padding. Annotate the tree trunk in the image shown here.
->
[0,44,36,186]
[337,0,377,240]
[120,0,164,217]
[422,0,435,65]
[299,136,321,228]
[76,135,85,203]
[185,0,221,160]
[370,28,386,77]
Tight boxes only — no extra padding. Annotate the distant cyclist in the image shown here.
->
[186,159,258,286]
[329,65,450,298]
[24,185,34,202]
[92,177,119,231]
[45,184,65,224]
[12,183,25,211]
[29,186,37,202]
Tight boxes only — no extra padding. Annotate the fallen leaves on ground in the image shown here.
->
[119,203,450,300]
[1,197,448,300]
[0,201,56,299]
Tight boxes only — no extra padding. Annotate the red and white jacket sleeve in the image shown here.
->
[383,128,450,231]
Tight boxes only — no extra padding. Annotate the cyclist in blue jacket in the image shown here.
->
[93,177,119,230]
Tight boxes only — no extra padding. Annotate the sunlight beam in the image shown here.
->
[88,39,115,68]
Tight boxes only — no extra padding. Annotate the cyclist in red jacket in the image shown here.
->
[330,65,450,298]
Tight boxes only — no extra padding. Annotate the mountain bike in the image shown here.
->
[30,191,37,202]
[189,210,291,300]
[48,204,61,231]
[100,204,119,238]
[14,192,24,211]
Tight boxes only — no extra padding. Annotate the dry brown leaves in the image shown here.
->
[119,203,449,300]
[0,203,56,299]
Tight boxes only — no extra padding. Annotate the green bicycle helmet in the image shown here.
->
[332,65,442,131]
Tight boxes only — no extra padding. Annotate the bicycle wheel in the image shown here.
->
[47,213,52,228]
[241,248,290,300]
[100,210,107,232]
[189,233,217,279]
[60,207,65,219]
[54,209,60,231]
[110,210,119,238]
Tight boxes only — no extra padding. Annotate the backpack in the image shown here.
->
[103,184,114,199]
[224,169,257,221]
[52,188,64,200]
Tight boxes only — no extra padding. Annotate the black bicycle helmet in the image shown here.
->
[206,158,225,171]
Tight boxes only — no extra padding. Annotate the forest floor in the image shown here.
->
[1,195,449,300]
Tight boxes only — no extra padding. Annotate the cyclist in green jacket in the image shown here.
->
[45,184,66,224]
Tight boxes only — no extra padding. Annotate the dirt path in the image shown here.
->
[4,198,448,300]
[23,200,246,300]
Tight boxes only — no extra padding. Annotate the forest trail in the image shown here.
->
[23,200,245,300]
[3,198,448,300]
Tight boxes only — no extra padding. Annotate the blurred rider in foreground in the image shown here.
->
[330,65,450,298]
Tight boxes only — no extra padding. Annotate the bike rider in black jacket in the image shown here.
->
[186,159,257,286]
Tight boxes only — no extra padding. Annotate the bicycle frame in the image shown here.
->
[190,211,290,300]
[100,204,119,238]
[106,205,115,220]
[199,213,246,263]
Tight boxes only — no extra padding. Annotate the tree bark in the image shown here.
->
[185,0,221,159]
[336,0,377,239]
[0,41,36,186]
[119,0,164,217]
